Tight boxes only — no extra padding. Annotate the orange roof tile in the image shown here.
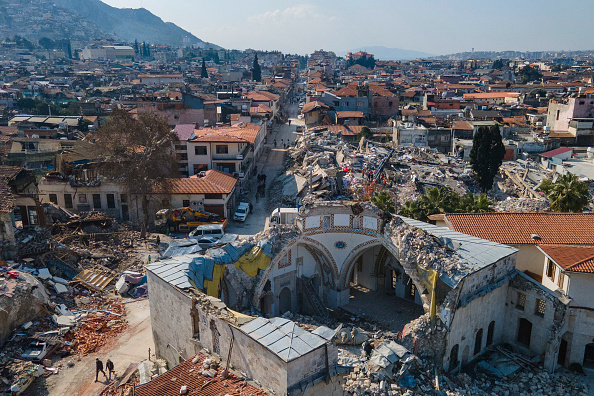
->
[333,85,358,97]
[336,111,364,118]
[463,92,520,100]
[162,170,237,194]
[135,353,270,396]
[539,245,594,273]
[192,124,262,144]
[443,213,594,245]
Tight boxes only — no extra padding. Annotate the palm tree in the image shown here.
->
[419,187,459,216]
[460,193,494,213]
[540,173,589,212]
[371,191,395,214]
[399,200,424,220]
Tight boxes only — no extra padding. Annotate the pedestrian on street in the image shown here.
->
[273,139,277,147]
[249,202,253,212]
[106,359,115,381]
[95,358,107,382]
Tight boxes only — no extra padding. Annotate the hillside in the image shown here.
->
[0,0,218,48]
[52,0,219,48]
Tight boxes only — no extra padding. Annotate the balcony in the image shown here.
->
[212,146,250,161]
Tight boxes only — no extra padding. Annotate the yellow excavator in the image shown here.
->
[155,207,228,233]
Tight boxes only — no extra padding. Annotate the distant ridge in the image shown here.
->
[338,46,433,61]
[52,0,219,48]
[432,50,594,61]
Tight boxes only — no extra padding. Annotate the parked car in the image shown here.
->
[197,237,220,250]
[233,202,250,222]
[189,224,225,240]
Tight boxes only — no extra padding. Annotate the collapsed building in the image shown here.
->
[146,201,574,395]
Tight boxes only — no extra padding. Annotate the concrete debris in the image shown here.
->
[495,197,551,212]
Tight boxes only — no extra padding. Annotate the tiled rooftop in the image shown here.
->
[444,213,594,245]
[134,353,270,396]
[539,245,594,273]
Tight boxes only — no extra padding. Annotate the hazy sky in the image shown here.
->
[101,0,594,55]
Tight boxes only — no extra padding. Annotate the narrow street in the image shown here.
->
[225,101,304,238]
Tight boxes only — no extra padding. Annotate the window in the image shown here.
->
[580,101,585,105]
[535,299,546,317]
[175,145,186,151]
[92,194,101,209]
[486,321,495,346]
[558,271,565,288]
[215,145,228,154]
[474,328,483,355]
[180,153,188,160]
[449,344,459,371]
[516,292,526,310]
[121,194,127,203]
[64,194,73,209]
[106,194,116,209]
[546,260,556,281]
[79,194,87,203]
[323,215,331,229]
[333,101,339,107]
[49,194,58,205]
[195,146,207,155]
[183,200,190,207]
[556,110,560,121]
[389,101,393,107]
[205,193,222,199]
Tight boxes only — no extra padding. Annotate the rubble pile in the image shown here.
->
[388,219,473,281]
[0,358,45,395]
[247,224,300,255]
[63,298,128,356]
[495,197,551,212]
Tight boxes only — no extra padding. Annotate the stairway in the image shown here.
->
[301,277,329,318]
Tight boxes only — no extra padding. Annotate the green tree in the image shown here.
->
[371,191,395,214]
[540,173,590,212]
[200,59,208,78]
[252,54,262,82]
[94,110,180,237]
[459,193,493,213]
[357,126,372,141]
[518,65,542,84]
[470,125,506,192]
[38,37,54,49]
[399,200,423,220]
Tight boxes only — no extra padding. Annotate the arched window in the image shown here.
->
[474,328,483,355]
[486,321,495,346]
[449,344,459,371]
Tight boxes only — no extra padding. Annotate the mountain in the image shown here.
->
[337,46,433,61]
[52,0,219,48]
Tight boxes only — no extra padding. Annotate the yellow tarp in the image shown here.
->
[415,266,439,321]
[233,246,271,277]
[204,263,225,298]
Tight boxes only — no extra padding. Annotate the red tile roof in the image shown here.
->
[301,101,329,114]
[539,245,594,273]
[159,170,237,195]
[540,147,573,158]
[463,92,520,100]
[333,86,358,97]
[246,91,279,102]
[336,111,364,118]
[135,353,270,396]
[191,124,262,144]
[443,213,594,245]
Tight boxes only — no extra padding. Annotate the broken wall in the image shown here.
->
[0,272,49,342]
[504,273,569,371]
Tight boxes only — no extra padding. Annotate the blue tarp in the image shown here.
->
[183,255,215,290]
[209,242,253,265]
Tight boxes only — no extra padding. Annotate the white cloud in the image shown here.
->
[248,4,319,24]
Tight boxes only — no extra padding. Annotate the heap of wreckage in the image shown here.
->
[0,208,155,395]
[139,201,588,396]
[271,127,594,213]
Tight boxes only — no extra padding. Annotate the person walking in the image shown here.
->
[106,359,115,381]
[95,358,107,382]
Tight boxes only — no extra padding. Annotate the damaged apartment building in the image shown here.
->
[145,202,577,395]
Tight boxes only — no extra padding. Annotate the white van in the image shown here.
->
[189,224,225,240]
[270,208,299,225]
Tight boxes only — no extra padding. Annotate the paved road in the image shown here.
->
[225,102,303,238]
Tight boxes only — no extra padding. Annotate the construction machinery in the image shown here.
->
[155,207,228,233]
